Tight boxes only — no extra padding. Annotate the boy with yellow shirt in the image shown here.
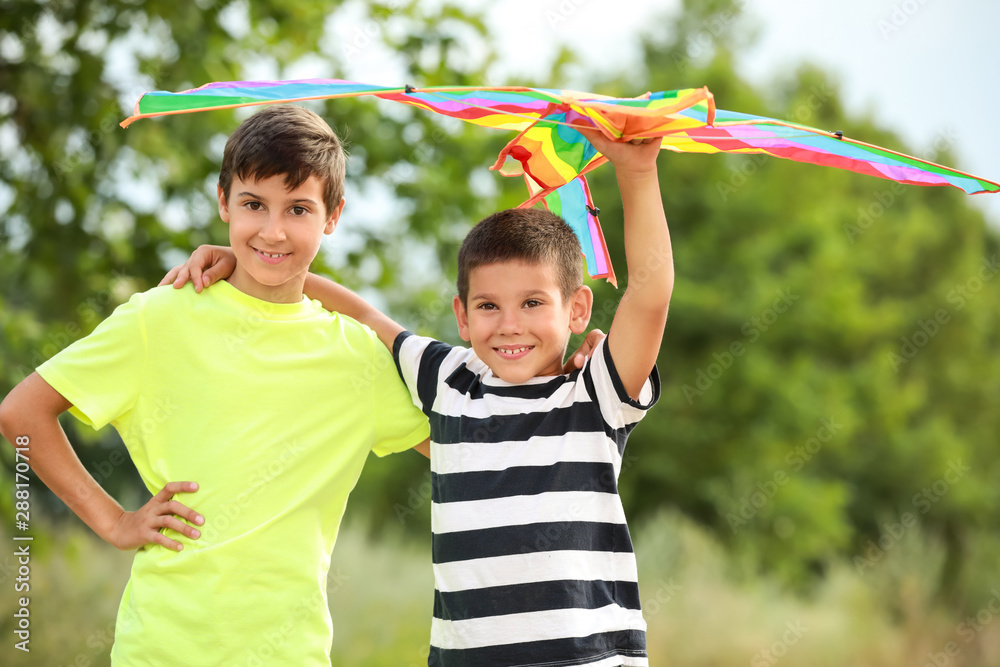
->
[0,105,430,666]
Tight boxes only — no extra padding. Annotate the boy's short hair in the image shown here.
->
[218,105,346,215]
[457,208,583,305]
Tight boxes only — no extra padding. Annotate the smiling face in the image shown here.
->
[453,259,593,383]
[218,173,344,303]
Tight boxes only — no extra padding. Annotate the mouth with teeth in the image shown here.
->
[253,246,290,265]
[495,345,533,360]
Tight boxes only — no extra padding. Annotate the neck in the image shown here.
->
[226,266,305,304]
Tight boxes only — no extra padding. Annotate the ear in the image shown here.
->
[452,295,472,342]
[568,285,593,335]
[217,185,230,224]
[324,197,346,235]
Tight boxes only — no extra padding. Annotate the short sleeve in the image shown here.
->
[392,331,458,415]
[371,333,430,457]
[584,337,660,430]
[36,292,148,430]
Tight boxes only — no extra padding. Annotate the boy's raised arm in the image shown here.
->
[0,373,204,551]
[583,130,674,400]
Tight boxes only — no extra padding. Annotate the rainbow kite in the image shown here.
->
[122,79,1000,285]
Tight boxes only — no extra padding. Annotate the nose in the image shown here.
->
[496,308,523,335]
[258,214,287,244]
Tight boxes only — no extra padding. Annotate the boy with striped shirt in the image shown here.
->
[173,129,672,665]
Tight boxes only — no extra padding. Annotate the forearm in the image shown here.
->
[0,395,124,543]
[605,166,674,399]
[303,273,404,349]
[617,169,674,308]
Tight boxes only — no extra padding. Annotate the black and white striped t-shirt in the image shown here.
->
[393,332,660,667]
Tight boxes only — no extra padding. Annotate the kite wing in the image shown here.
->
[121,79,1000,283]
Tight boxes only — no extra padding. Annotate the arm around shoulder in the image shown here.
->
[303,273,404,350]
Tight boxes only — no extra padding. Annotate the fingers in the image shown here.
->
[200,268,215,290]
[564,340,598,373]
[575,123,650,146]
[562,328,607,373]
[190,265,204,292]
[156,481,199,498]
[154,481,205,528]
[196,264,218,291]
[171,266,191,290]
[575,125,610,147]
[159,266,180,287]
[164,499,205,528]
[581,328,606,354]
[110,482,204,552]
[158,513,202,540]
[146,483,206,550]
[144,514,200,552]
[149,532,185,552]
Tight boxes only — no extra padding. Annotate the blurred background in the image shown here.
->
[2,0,999,664]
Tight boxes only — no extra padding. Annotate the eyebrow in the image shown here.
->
[235,191,319,206]
[470,289,549,301]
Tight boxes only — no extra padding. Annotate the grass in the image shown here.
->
[3,512,1000,666]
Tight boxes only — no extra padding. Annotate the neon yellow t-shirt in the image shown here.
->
[37,281,429,667]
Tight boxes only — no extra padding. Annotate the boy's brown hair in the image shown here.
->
[218,105,346,214]
[457,208,583,305]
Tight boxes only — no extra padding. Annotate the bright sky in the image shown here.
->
[469,0,999,224]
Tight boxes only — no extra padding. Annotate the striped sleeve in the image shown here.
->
[583,337,661,430]
[392,331,458,416]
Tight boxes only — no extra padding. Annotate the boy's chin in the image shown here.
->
[486,359,562,384]
[490,367,529,383]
